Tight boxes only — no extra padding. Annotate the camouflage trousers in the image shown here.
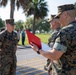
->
[47,60,76,75]
[61,68,76,75]
[0,61,16,75]
[49,66,76,75]
[49,60,62,75]
[0,55,17,75]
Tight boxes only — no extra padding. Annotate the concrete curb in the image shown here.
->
[17,45,31,49]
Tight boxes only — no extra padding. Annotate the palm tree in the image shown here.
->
[23,0,48,34]
[0,0,31,19]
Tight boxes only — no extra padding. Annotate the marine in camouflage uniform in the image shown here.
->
[47,28,61,74]
[53,21,76,75]
[52,4,76,75]
[31,4,76,75]
[44,15,61,75]
[0,19,18,75]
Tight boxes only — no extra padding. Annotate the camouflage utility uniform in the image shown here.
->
[0,30,18,75]
[53,21,76,75]
[48,27,61,47]
[44,27,61,74]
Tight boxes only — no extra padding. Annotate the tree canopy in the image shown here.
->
[23,0,48,34]
[0,0,31,18]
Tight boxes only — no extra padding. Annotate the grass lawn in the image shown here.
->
[18,33,51,45]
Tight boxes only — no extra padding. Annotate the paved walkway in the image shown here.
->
[16,45,48,75]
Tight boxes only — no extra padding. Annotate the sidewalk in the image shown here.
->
[16,45,48,75]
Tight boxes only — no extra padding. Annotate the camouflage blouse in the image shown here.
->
[0,30,18,65]
[53,21,76,75]
[48,27,61,47]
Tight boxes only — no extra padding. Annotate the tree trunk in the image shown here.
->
[32,14,36,34]
[10,0,15,19]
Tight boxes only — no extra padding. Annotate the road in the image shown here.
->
[16,46,48,75]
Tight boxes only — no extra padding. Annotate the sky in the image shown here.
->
[0,0,76,22]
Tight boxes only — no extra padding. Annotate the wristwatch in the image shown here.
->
[36,49,40,54]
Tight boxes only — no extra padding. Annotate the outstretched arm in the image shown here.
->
[31,42,63,60]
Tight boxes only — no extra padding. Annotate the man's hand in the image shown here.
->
[30,42,39,52]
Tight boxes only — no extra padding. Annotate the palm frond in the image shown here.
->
[0,0,8,7]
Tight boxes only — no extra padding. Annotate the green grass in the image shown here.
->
[18,33,50,45]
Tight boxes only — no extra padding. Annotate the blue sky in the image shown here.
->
[0,0,76,22]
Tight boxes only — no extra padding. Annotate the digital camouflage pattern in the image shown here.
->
[44,27,61,72]
[48,27,61,47]
[53,21,76,75]
[0,30,18,75]
[55,4,75,18]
